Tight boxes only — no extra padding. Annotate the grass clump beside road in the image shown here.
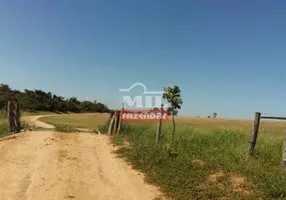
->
[112,122,286,200]
[0,118,31,138]
[55,124,78,132]
[0,119,8,138]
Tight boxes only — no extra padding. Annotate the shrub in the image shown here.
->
[55,124,77,132]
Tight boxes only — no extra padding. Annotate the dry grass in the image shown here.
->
[40,113,110,130]
[40,114,286,137]
[174,116,286,137]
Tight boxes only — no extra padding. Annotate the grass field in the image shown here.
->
[175,116,286,137]
[39,114,286,199]
[40,114,286,136]
[40,113,110,130]
[114,122,286,200]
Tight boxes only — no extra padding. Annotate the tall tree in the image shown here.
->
[163,85,183,144]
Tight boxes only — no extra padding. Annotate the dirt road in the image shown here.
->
[23,115,55,129]
[0,117,160,200]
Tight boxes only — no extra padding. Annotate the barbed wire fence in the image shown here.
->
[248,111,286,169]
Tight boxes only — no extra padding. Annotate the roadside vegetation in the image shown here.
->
[0,119,8,138]
[112,122,286,200]
[0,114,31,138]
[54,124,78,132]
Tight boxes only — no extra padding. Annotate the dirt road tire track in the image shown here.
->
[24,115,55,129]
[0,116,161,200]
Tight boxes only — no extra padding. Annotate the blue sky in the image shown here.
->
[0,0,285,119]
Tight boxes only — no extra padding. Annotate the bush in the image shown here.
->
[55,124,77,132]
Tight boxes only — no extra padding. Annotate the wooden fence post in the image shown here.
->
[109,110,115,119]
[7,101,12,132]
[8,101,15,132]
[14,102,21,132]
[112,111,119,134]
[117,104,124,134]
[155,104,163,144]
[108,113,116,135]
[282,130,286,169]
[248,112,261,156]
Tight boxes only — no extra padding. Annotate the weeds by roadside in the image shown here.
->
[0,120,8,138]
[55,124,78,132]
[98,118,111,133]
[0,120,34,138]
[110,122,286,200]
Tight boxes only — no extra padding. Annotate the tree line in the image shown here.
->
[0,84,110,113]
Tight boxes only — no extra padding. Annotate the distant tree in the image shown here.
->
[94,102,109,113]
[163,85,183,144]
[66,97,81,112]
[80,101,94,113]
[22,89,38,111]
[207,116,211,118]
[51,95,67,112]
[0,84,13,109]
[213,112,218,118]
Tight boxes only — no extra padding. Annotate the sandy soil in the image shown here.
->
[0,117,160,200]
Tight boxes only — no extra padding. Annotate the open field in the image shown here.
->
[175,116,286,137]
[40,113,110,130]
[40,114,286,137]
